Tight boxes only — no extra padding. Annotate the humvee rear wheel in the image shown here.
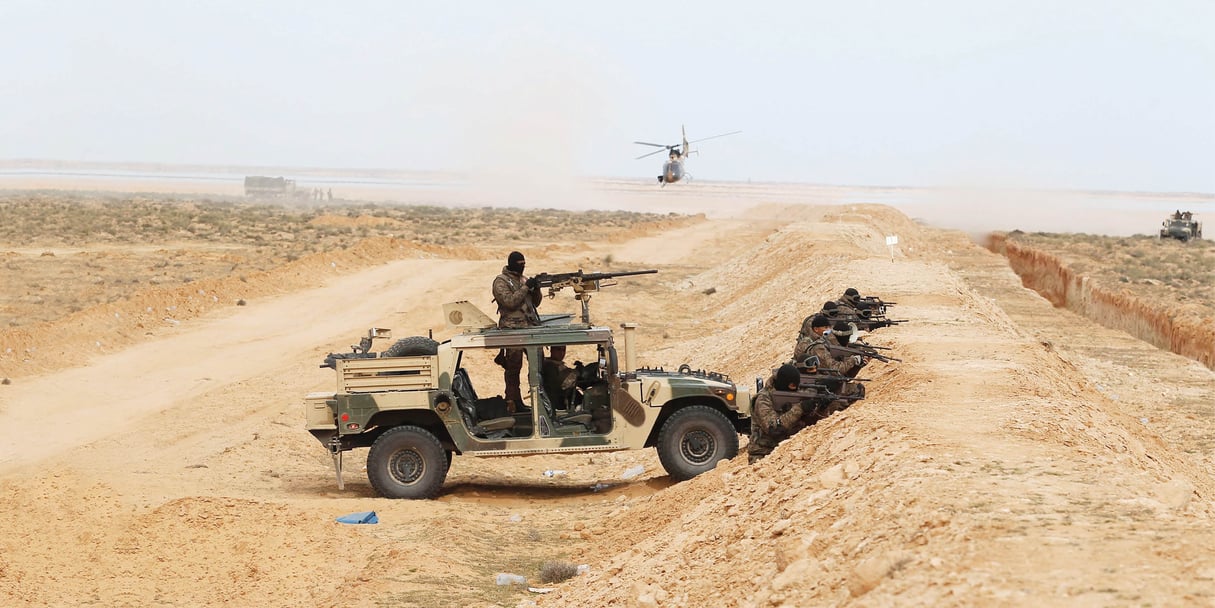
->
[656,405,738,482]
[367,426,448,499]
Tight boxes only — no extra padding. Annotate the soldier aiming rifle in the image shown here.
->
[775,356,869,427]
[856,295,896,316]
[827,343,902,366]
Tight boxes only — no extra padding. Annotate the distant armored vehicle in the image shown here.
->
[305,271,751,499]
[243,175,298,198]
[1159,211,1202,241]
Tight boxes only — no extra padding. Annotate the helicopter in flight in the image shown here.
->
[634,125,741,186]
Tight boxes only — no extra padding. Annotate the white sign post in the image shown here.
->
[885,235,899,262]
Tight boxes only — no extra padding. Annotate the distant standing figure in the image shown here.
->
[327,188,333,201]
[492,251,542,411]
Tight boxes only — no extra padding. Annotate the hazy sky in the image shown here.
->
[1,1,1212,193]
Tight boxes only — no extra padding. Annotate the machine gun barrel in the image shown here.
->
[533,268,658,288]
[532,268,658,324]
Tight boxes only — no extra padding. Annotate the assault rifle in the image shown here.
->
[532,269,658,324]
[827,343,903,364]
[855,317,907,331]
[856,296,896,315]
[800,367,869,392]
[769,378,867,428]
[764,360,868,403]
[827,311,906,331]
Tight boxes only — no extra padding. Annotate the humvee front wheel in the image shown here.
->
[656,405,738,481]
[367,426,449,499]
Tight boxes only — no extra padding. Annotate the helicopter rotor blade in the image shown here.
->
[633,141,671,148]
[686,130,742,145]
[635,147,671,160]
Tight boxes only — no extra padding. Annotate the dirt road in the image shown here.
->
[1,199,1213,607]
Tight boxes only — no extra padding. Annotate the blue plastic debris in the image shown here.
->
[336,511,378,524]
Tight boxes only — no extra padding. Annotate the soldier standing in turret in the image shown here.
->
[492,251,542,412]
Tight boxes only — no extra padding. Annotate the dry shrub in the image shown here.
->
[538,560,579,583]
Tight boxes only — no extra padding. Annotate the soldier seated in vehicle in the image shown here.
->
[541,345,579,412]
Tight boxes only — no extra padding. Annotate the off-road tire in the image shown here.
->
[381,336,439,358]
[366,426,449,499]
[656,405,738,481]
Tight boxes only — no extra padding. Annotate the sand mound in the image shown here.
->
[0,237,473,378]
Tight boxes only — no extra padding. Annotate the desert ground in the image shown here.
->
[1,176,1214,608]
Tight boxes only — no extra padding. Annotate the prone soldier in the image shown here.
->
[791,356,867,424]
[748,364,807,464]
[838,287,871,316]
[794,315,866,378]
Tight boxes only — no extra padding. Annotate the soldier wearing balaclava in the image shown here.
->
[492,251,542,411]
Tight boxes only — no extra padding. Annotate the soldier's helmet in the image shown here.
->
[844,287,860,297]
[832,320,854,344]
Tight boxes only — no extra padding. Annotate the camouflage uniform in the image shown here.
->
[840,289,884,319]
[747,387,806,464]
[541,354,578,410]
[833,301,861,318]
[793,335,864,406]
[493,265,542,410]
[797,315,818,340]
[838,290,862,310]
[493,266,541,329]
[819,301,859,326]
[793,336,855,376]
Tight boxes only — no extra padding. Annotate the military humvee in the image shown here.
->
[304,300,751,499]
[1160,211,1202,241]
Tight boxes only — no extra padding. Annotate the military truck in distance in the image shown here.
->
[243,175,298,198]
[1159,210,1202,242]
[305,298,751,499]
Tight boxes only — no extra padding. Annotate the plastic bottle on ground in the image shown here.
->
[496,573,527,586]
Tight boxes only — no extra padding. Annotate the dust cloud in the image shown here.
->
[884,186,1215,238]
[416,40,624,212]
